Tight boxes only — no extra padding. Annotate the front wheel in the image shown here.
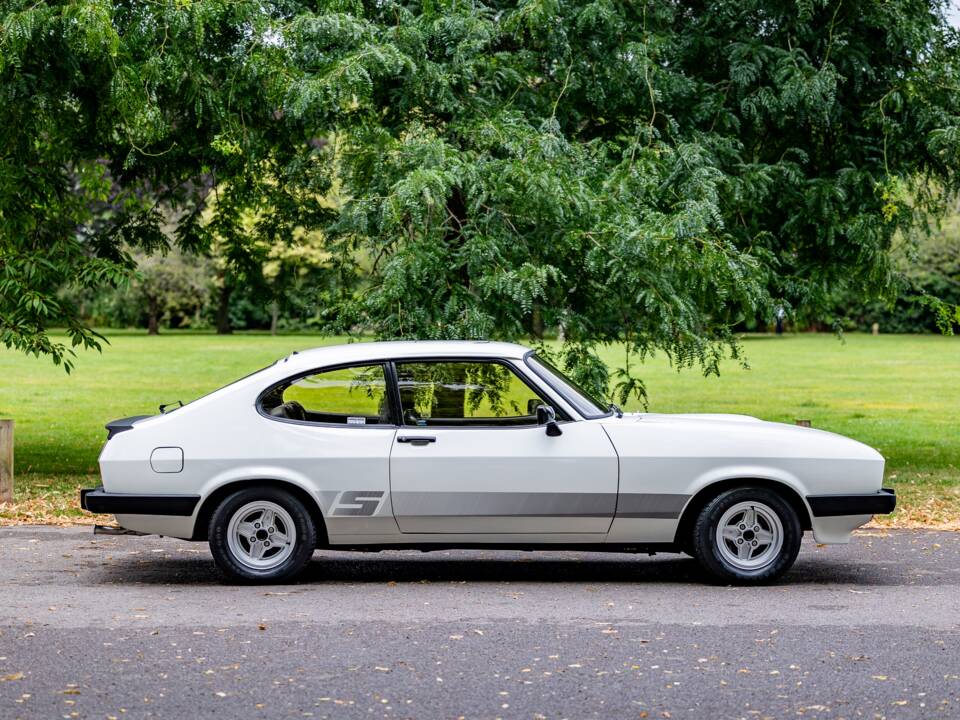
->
[691,487,802,584]
[209,487,316,583]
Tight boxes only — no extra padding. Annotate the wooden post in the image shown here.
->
[871,322,880,336]
[0,420,12,503]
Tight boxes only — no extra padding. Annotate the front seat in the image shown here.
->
[269,401,306,421]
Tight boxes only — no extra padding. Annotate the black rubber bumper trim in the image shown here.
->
[807,488,896,517]
[80,487,200,517]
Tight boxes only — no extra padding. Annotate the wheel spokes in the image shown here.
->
[260,508,276,529]
[227,500,299,570]
[714,500,785,571]
[249,541,267,559]
[271,527,290,545]
[754,528,774,545]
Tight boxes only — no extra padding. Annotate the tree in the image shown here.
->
[0,0,331,367]
[3,1,960,398]
[261,229,336,334]
[823,203,960,333]
[127,250,212,335]
[296,0,960,399]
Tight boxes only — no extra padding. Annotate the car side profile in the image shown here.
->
[81,340,896,584]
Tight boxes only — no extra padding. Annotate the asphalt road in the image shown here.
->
[0,527,958,719]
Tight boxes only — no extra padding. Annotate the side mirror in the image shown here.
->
[535,404,563,437]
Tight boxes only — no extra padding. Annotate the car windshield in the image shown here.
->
[525,354,609,418]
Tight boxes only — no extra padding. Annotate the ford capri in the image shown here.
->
[81,341,895,584]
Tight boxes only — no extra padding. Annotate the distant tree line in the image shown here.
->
[67,220,960,337]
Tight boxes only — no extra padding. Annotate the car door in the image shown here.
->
[388,359,619,535]
[258,362,400,539]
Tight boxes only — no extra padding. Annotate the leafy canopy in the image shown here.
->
[2,1,959,397]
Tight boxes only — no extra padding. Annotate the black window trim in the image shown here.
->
[389,356,572,429]
[256,354,574,430]
[256,360,401,429]
[523,350,614,420]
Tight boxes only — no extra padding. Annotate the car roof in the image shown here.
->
[281,340,533,369]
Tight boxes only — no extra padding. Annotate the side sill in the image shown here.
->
[328,542,681,554]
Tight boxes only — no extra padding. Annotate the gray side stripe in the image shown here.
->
[390,492,690,520]
[392,492,616,518]
[615,493,689,520]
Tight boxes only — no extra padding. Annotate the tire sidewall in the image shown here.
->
[693,487,802,585]
[209,487,316,584]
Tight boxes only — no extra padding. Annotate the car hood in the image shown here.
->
[600,412,884,462]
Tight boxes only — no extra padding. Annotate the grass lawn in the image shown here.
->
[0,331,957,527]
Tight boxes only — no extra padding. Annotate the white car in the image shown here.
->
[81,341,895,584]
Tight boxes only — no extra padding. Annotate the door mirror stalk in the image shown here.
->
[535,404,563,437]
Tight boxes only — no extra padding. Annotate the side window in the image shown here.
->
[395,361,548,427]
[262,364,392,426]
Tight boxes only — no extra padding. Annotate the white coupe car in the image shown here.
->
[81,341,895,584]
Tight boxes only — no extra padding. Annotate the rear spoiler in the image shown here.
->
[105,415,153,440]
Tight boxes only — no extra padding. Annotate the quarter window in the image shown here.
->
[262,364,392,425]
[395,361,548,427]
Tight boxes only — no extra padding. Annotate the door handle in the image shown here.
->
[397,436,437,445]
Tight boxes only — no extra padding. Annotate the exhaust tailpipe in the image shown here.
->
[93,525,149,536]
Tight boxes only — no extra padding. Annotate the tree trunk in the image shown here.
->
[444,187,471,314]
[432,365,467,419]
[270,301,279,335]
[531,304,544,340]
[0,419,13,504]
[216,281,232,335]
[147,296,160,336]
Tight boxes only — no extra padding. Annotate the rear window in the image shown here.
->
[261,364,392,425]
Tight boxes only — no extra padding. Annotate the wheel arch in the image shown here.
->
[191,478,328,546]
[673,477,813,548]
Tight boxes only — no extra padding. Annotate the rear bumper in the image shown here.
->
[807,488,896,518]
[80,487,200,517]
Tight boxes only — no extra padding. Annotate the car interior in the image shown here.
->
[259,359,557,428]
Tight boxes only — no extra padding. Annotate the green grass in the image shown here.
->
[0,331,957,525]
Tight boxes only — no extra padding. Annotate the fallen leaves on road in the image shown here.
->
[1,672,24,681]
[867,483,960,531]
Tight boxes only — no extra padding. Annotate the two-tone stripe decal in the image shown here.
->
[331,490,386,516]
[391,491,614,518]
[615,493,689,520]
[389,492,689,520]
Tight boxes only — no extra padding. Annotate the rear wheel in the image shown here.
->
[691,487,801,584]
[209,487,316,583]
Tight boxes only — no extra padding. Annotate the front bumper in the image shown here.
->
[807,488,896,518]
[80,487,200,517]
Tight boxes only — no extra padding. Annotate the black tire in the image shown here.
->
[208,487,316,584]
[691,487,802,585]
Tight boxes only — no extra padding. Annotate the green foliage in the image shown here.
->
[307,0,960,397]
[129,250,213,333]
[0,0,333,364]
[3,1,960,394]
[824,214,960,333]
